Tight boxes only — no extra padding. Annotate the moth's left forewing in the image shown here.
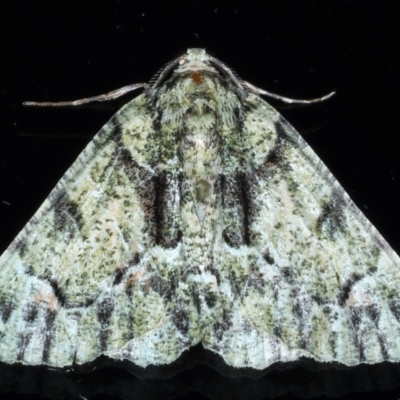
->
[205,92,400,369]
[0,94,200,367]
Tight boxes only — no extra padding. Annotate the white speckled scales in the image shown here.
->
[1,49,400,369]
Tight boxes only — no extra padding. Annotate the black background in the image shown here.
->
[1,1,400,399]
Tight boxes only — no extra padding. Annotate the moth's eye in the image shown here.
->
[179,58,186,66]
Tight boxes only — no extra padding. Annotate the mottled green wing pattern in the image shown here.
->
[1,49,400,370]
[0,95,201,367]
[204,95,400,369]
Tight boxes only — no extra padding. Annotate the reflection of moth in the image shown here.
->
[1,49,399,370]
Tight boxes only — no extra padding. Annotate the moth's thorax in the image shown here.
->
[179,74,222,179]
[156,70,240,177]
[155,70,238,261]
[178,74,223,238]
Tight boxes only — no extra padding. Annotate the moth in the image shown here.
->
[1,49,400,370]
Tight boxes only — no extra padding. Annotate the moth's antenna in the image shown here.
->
[242,80,335,104]
[23,83,147,107]
[149,58,181,89]
[208,57,245,91]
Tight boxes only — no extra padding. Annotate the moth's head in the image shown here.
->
[149,48,244,92]
[176,48,215,74]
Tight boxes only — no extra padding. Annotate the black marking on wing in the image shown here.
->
[338,273,364,307]
[118,146,182,248]
[125,270,170,299]
[365,304,389,360]
[154,172,183,248]
[192,287,201,314]
[265,136,287,168]
[96,297,115,351]
[213,309,233,341]
[138,169,161,245]
[82,297,96,308]
[171,307,190,334]
[16,302,42,362]
[7,237,27,257]
[44,276,66,306]
[113,268,126,286]
[0,298,14,323]
[141,275,169,297]
[389,300,400,322]
[366,304,380,324]
[349,307,366,361]
[204,290,217,308]
[24,302,39,324]
[52,189,83,236]
[42,309,57,363]
[17,332,33,361]
[280,266,295,284]
[25,265,34,275]
[113,252,141,286]
[317,189,346,239]
[263,250,275,265]
[378,335,390,360]
[247,270,266,295]
[275,325,286,343]
[233,105,246,134]
[311,294,326,306]
[261,118,291,171]
[254,123,290,191]
[220,172,257,247]
[291,289,310,350]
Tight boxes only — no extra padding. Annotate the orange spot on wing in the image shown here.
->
[126,271,144,288]
[34,292,59,310]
